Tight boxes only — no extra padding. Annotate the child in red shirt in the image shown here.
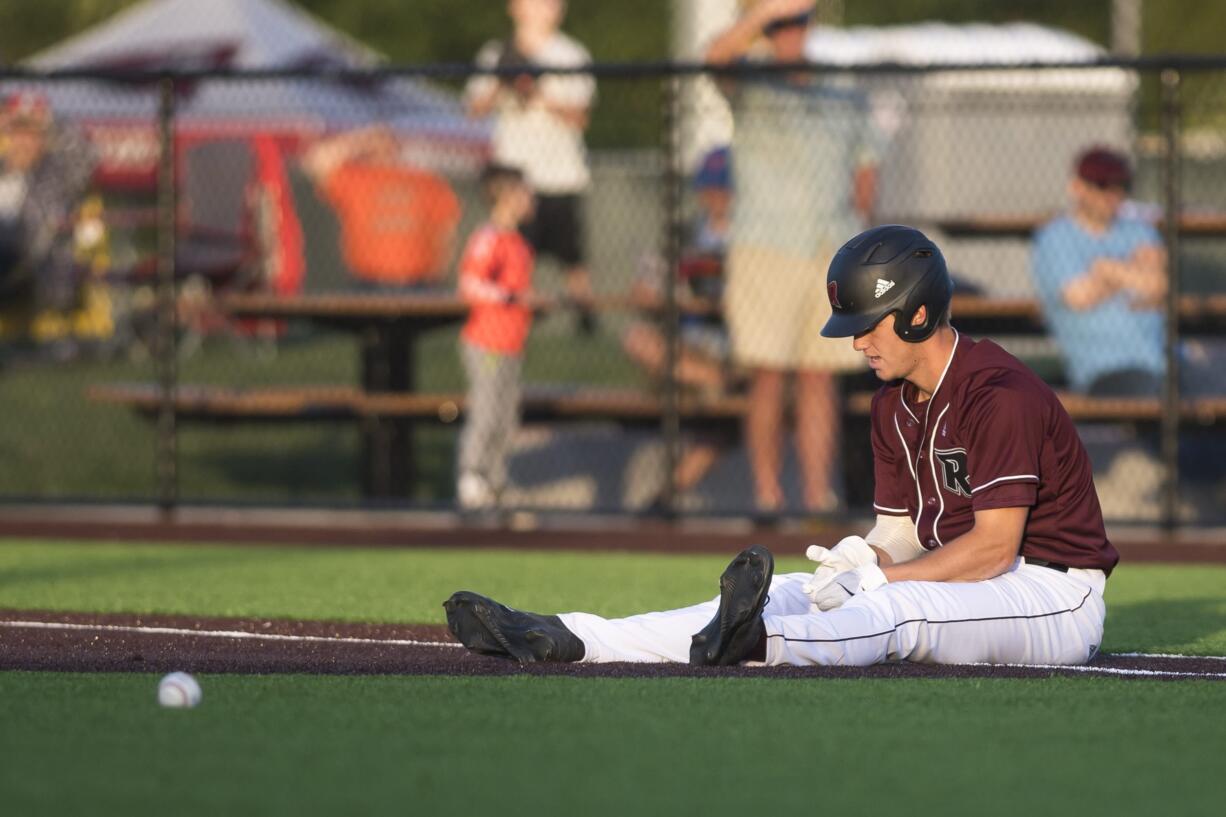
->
[456,164,536,509]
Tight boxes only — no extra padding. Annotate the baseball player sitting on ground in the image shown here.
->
[445,225,1117,668]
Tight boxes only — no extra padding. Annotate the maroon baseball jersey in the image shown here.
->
[871,331,1118,574]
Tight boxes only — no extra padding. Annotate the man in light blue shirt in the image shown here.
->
[1031,147,1167,396]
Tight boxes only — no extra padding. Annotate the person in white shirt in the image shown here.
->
[465,0,598,332]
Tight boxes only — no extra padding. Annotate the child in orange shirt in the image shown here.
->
[456,164,536,509]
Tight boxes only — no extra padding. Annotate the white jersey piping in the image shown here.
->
[972,474,1040,493]
[908,329,960,548]
[899,396,919,425]
[924,329,960,417]
[928,403,952,547]
[894,412,922,531]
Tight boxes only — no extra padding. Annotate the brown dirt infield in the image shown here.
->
[2,609,1223,681]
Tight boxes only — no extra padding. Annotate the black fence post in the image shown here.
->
[155,75,178,514]
[660,74,683,519]
[1160,67,1182,533]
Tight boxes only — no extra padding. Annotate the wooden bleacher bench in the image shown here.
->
[845,391,1226,424]
[86,383,750,428]
[89,383,1226,427]
[926,212,1226,238]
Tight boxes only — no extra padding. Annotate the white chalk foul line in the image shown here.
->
[2,620,1224,677]
[0,619,462,649]
[963,661,1226,680]
[1113,651,1226,662]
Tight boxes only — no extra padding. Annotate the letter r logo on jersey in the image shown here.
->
[934,448,972,499]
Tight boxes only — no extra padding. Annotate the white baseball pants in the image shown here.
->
[557,559,1106,666]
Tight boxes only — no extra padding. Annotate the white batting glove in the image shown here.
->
[802,535,878,605]
[812,564,889,611]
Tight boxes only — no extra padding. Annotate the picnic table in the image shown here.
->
[216,291,660,498]
[222,291,472,498]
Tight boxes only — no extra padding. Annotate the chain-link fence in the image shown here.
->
[1,58,1223,527]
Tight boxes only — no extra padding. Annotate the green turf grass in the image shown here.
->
[1,539,1224,654]
[1,671,1223,817]
[2,539,1224,816]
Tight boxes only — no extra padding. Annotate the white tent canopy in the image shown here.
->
[29,0,379,71]
[806,21,1132,93]
[804,21,1106,66]
[17,0,484,141]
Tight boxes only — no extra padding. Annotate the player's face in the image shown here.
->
[852,314,920,382]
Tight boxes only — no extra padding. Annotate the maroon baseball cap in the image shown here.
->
[1076,147,1131,190]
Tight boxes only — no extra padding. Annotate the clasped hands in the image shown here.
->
[802,536,888,611]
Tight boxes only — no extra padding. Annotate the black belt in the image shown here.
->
[1022,556,1069,573]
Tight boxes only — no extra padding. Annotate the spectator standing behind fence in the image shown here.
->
[0,92,97,335]
[464,0,598,333]
[622,146,736,504]
[707,0,878,516]
[456,164,537,511]
[301,125,460,291]
[1031,147,1167,397]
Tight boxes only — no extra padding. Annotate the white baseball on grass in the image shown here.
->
[157,671,203,708]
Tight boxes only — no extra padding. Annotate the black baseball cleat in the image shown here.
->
[443,591,585,664]
[690,544,774,666]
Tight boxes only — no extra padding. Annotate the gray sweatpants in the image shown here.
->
[458,339,523,489]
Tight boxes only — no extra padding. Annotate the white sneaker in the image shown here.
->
[457,472,496,510]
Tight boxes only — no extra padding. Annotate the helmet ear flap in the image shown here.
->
[894,309,915,340]
[891,258,948,343]
[894,298,934,341]
[892,307,926,341]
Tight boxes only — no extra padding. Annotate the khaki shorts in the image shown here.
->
[725,243,864,371]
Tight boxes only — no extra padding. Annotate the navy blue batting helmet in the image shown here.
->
[821,225,952,343]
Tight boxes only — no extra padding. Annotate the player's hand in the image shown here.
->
[802,535,877,604]
[812,564,888,611]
